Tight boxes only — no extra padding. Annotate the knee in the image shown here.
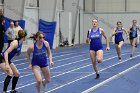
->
[8,72,13,77]
[97,58,103,63]
[14,72,20,77]
[37,79,42,84]
[132,44,136,47]
[118,45,121,49]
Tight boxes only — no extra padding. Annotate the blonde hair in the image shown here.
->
[18,30,27,40]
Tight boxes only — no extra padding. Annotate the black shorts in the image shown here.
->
[129,36,137,40]
[129,33,137,40]
[115,40,124,45]
[0,55,12,64]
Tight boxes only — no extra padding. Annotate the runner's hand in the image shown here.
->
[50,61,54,67]
[28,64,32,69]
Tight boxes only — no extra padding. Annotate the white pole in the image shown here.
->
[52,0,59,49]
[69,12,72,46]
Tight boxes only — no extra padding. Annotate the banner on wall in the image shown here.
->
[39,19,56,49]
[4,17,25,43]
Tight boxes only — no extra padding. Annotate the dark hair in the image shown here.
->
[14,20,19,23]
[117,21,122,25]
[14,20,19,26]
[132,19,137,23]
[16,30,27,40]
[30,31,45,41]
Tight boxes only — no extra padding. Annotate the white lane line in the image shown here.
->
[14,50,89,66]
[13,50,89,62]
[9,45,130,64]
[6,53,137,92]
[12,49,133,66]
[82,61,140,93]
[6,55,118,92]
[52,51,89,58]
[13,49,133,66]
[0,51,132,78]
[52,50,79,55]
[12,45,120,63]
[0,51,116,77]
[0,53,118,84]
[52,58,90,69]
[0,51,135,82]
[17,58,90,71]
[14,53,86,66]
[46,54,140,93]
[0,51,119,78]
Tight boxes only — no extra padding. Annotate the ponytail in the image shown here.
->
[16,30,27,40]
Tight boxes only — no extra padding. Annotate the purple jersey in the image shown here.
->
[1,40,22,60]
[88,28,103,51]
[32,42,48,68]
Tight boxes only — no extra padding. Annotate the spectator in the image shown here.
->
[14,21,22,38]
[6,21,16,45]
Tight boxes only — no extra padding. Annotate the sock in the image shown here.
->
[12,76,19,90]
[3,75,12,91]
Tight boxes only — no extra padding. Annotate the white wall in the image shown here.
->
[22,7,39,51]
[59,0,84,45]
[95,0,125,12]
[0,4,4,10]
[25,0,38,7]
[39,0,58,49]
[4,0,25,20]
[84,0,140,12]
[84,0,94,12]
[127,0,140,12]
[82,0,140,44]
[4,0,140,50]
[64,0,79,45]
[39,0,56,21]
[59,12,72,45]
[83,13,140,44]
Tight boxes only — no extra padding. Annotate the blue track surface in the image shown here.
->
[0,44,140,93]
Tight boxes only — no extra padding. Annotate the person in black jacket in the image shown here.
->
[0,18,5,53]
